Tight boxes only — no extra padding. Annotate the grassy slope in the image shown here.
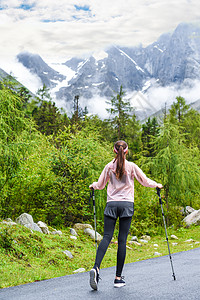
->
[0,222,200,288]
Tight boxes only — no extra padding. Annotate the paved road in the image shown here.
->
[1,248,200,300]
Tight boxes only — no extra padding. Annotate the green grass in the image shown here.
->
[0,222,200,288]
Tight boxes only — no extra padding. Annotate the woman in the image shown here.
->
[89,140,163,290]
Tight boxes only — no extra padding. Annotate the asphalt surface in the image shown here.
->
[1,247,200,300]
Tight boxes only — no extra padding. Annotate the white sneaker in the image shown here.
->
[89,268,100,290]
[114,276,126,288]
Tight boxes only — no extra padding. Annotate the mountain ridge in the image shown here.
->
[1,22,200,119]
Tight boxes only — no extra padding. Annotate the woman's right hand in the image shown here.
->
[157,183,163,189]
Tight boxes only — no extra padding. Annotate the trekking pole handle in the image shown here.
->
[92,188,95,206]
[89,187,94,204]
[90,187,96,212]
[156,187,162,204]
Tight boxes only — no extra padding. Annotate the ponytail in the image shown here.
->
[114,141,128,180]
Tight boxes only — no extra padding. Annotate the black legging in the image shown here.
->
[94,215,132,277]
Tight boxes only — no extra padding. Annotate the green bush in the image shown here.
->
[0,227,14,250]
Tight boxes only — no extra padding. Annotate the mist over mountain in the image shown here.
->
[2,22,200,119]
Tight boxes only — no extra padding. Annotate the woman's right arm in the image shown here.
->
[132,163,163,188]
[89,165,110,190]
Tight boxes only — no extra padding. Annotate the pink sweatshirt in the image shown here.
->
[90,159,158,202]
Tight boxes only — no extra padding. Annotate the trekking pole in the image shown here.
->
[156,187,176,281]
[90,188,97,252]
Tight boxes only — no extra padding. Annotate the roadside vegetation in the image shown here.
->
[0,221,199,288]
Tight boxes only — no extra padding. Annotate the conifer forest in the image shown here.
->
[0,78,200,235]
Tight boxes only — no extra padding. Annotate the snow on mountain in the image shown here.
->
[142,80,152,92]
[153,45,164,53]
[116,46,145,73]
[47,62,75,101]
[92,50,108,61]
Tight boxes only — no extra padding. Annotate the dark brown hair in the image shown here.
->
[114,140,128,180]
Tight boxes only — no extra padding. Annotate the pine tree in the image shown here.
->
[182,108,200,148]
[144,121,200,216]
[36,84,51,102]
[141,117,159,157]
[32,85,70,135]
[71,95,83,126]
[32,100,64,135]
[168,96,200,148]
[106,85,132,140]
[168,96,190,123]
[124,114,142,159]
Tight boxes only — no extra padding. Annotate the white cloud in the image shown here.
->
[0,0,200,63]
[1,0,200,116]
[146,79,200,112]
[79,94,110,119]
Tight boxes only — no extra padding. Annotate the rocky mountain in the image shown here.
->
[2,22,200,119]
[56,23,200,103]
[17,52,66,88]
[62,46,149,100]
[152,23,200,85]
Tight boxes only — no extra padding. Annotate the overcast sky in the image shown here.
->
[1,0,200,63]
